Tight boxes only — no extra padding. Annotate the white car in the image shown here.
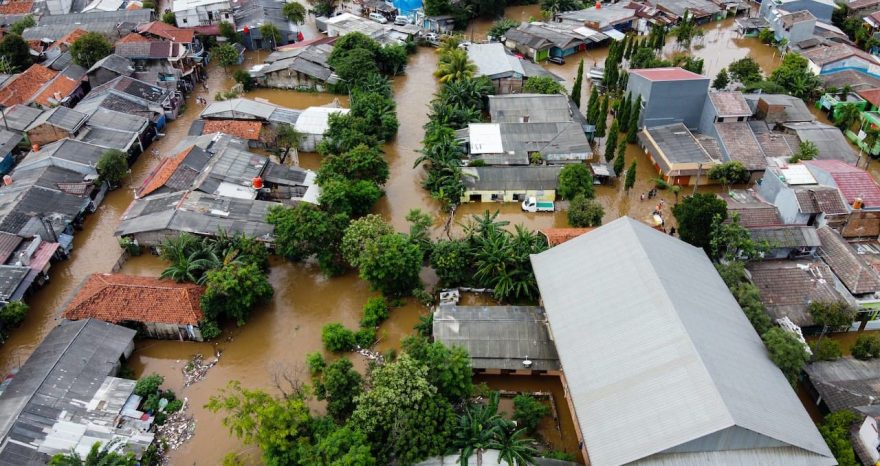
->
[368,12,388,23]
[394,15,408,26]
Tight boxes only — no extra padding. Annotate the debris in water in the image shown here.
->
[182,352,219,387]
[356,347,384,364]
[155,398,195,458]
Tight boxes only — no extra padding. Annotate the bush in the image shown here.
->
[306,352,326,375]
[513,394,550,434]
[134,373,164,397]
[812,339,842,361]
[355,328,376,348]
[199,319,221,340]
[165,399,184,413]
[322,323,356,352]
[543,451,576,461]
[820,410,861,466]
[360,296,390,328]
[567,194,604,227]
[0,300,28,328]
[96,149,129,187]
[233,69,254,91]
[852,334,880,360]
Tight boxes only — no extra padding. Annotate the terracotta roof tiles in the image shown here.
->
[202,120,263,140]
[49,28,88,49]
[794,187,849,215]
[804,160,880,208]
[817,225,880,294]
[540,228,594,246]
[137,21,194,43]
[0,64,59,106]
[856,88,880,108]
[34,74,80,107]
[118,32,149,43]
[0,0,33,14]
[62,273,204,325]
[137,146,193,197]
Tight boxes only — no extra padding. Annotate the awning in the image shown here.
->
[603,28,625,41]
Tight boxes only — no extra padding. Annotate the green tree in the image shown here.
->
[218,21,241,43]
[571,59,584,108]
[513,395,550,434]
[377,44,408,75]
[770,53,821,99]
[712,67,730,90]
[789,140,819,163]
[159,244,218,285]
[730,282,774,335]
[708,160,750,191]
[614,142,626,176]
[852,334,880,360]
[50,441,136,466]
[430,239,470,287]
[812,339,842,361]
[541,0,584,12]
[424,0,451,15]
[282,1,306,23]
[0,300,28,331]
[358,233,422,297]
[161,11,176,24]
[341,214,394,268]
[557,163,594,199]
[436,48,476,83]
[275,123,303,155]
[69,32,112,68]
[350,91,399,142]
[834,102,862,131]
[586,86,599,124]
[308,0,337,16]
[134,373,164,397]
[469,223,546,301]
[319,178,383,217]
[406,208,433,259]
[314,358,363,421]
[402,335,473,401]
[762,327,810,386]
[619,93,631,133]
[318,143,389,185]
[567,194,604,227]
[233,69,254,91]
[624,160,637,191]
[604,119,619,162]
[322,323,357,352]
[595,97,608,139]
[350,354,455,464]
[360,296,390,328]
[670,10,704,49]
[710,213,768,261]
[672,193,727,254]
[492,426,538,466]
[488,18,518,40]
[213,43,241,72]
[627,95,641,143]
[267,204,349,275]
[259,23,281,49]
[453,392,505,466]
[819,410,861,466]
[728,57,762,84]
[96,149,128,188]
[9,15,34,36]
[201,262,273,326]
[0,33,30,71]
[522,76,565,94]
[810,300,857,338]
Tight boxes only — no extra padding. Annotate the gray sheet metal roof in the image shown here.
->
[22,10,152,41]
[784,122,859,164]
[805,357,880,411]
[468,43,524,79]
[0,319,137,464]
[0,265,29,301]
[85,107,149,134]
[749,225,820,248]
[489,94,573,123]
[462,165,562,191]
[530,217,835,466]
[200,98,277,121]
[76,126,137,151]
[87,54,135,76]
[26,106,87,133]
[643,123,716,165]
[433,305,559,371]
[0,128,21,156]
[3,105,44,132]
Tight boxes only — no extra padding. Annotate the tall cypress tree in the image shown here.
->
[586,86,599,124]
[627,95,641,143]
[595,97,608,139]
[619,93,631,133]
[605,119,619,162]
[614,140,626,175]
[571,59,584,109]
[625,160,637,191]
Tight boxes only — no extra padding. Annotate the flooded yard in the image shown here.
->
[0,7,807,465]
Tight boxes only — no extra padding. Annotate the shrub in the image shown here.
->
[96,149,129,187]
[543,451,576,461]
[306,352,326,375]
[233,69,254,91]
[812,339,842,361]
[199,319,221,340]
[360,296,390,328]
[322,323,356,352]
[0,300,28,328]
[567,194,604,227]
[134,373,164,397]
[513,394,550,434]
[355,328,376,348]
[165,399,184,413]
[852,334,880,360]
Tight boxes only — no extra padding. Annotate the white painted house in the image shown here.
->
[173,0,234,28]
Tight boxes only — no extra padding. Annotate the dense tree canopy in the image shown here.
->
[201,262,273,326]
[0,33,30,71]
[672,193,728,254]
[267,204,349,275]
[69,32,112,68]
[96,149,129,188]
[358,233,422,296]
[762,327,810,386]
[557,164,594,200]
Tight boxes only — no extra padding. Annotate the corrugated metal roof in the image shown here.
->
[462,166,562,191]
[294,106,349,135]
[489,94,572,123]
[530,217,835,466]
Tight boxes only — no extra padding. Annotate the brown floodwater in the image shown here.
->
[0,9,810,465]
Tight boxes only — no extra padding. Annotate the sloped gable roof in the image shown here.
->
[817,225,880,294]
[530,217,835,466]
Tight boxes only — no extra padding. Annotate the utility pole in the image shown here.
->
[692,163,702,195]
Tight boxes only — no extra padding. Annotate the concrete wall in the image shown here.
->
[492,76,524,94]
[261,71,328,92]
[144,322,204,341]
[176,3,233,27]
[461,188,556,204]
[820,57,880,76]
[627,73,710,129]
[857,415,880,464]
[27,125,73,147]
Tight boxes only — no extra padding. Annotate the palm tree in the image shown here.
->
[159,233,201,263]
[453,393,505,466]
[834,103,862,131]
[160,248,219,284]
[490,425,539,466]
[282,2,305,24]
[863,126,880,169]
[464,210,510,240]
[441,77,494,111]
[50,441,136,466]
[435,49,476,83]
[258,23,281,50]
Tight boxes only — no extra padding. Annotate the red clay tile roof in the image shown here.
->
[857,88,880,108]
[0,0,33,15]
[34,74,80,107]
[0,231,22,264]
[138,21,194,44]
[540,228,594,246]
[126,2,141,8]
[817,225,880,294]
[202,120,263,140]
[62,273,204,325]
[794,187,849,215]
[629,67,706,81]
[708,92,751,117]
[118,32,150,44]
[804,160,880,207]
[0,65,58,106]
[49,28,87,49]
[138,146,192,197]
[746,260,844,326]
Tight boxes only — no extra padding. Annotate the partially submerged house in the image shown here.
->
[83,75,182,123]
[744,93,814,126]
[21,10,153,42]
[530,216,835,465]
[638,123,720,186]
[24,106,88,147]
[294,105,349,152]
[749,225,821,259]
[172,0,233,27]
[432,305,560,375]
[460,166,563,203]
[234,0,300,50]
[627,67,711,130]
[805,357,880,413]
[63,273,206,341]
[0,319,154,464]
[758,0,836,22]
[782,121,859,164]
[558,3,639,33]
[503,22,584,62]
[816,225,880,301]
[252,42,336,91]
[802,42,880,76]
[466,42,562,94]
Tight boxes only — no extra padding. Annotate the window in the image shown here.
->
[513,193,525,201]
[491,193,503,201]
[183,18,188,23]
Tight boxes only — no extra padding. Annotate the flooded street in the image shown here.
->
[0,7,813,465]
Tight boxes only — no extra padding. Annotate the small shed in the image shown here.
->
[293,105,350,152]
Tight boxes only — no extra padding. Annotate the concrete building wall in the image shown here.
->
[820,57,880,76]
[857,416,880,464]
[627,74,710,130]
[27,125,73,147]
[175,2,234,28]
[460,188,557,204]
[144,322,204,341]
[261,71,328,92]
[492,76,524,95]
[761,0,833,22]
